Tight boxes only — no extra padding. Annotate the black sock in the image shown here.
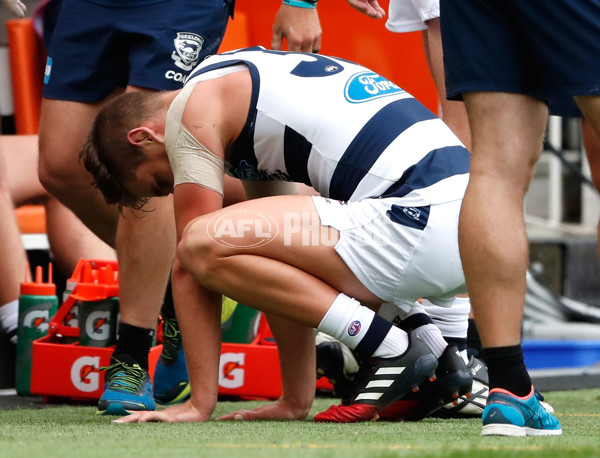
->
[467,318,484,359]
[392,312,433,332]
[113,323,155,370]
[483,345,531,396]
[161,279,176,320]
[444,336,467,352]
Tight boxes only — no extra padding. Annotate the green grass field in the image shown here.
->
[0,389,599,458]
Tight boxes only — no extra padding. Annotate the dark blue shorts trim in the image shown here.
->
[43,0,233,102]
[441,0,600,111]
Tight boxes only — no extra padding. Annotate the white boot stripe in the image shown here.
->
[375,367,405,376]
[366,380,393,389]
[355,392,383,401]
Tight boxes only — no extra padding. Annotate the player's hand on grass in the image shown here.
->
[112,401,210,423]
[216,398,310,421]
[345,0,385,19]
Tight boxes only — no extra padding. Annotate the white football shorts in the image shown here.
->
[385,0,440,33]
[312,195,466,312]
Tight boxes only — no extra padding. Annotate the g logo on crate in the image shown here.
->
[70,356,100,392]
[85,310,111,341]
[63,305,78,328]
[22,309,49,333]
[219,353,245,389]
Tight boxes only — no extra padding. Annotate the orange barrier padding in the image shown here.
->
[234,0,438,113]
[6,18,44,134]
[220,11,250,52]
[16,204,46,234]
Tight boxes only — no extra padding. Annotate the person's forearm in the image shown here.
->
[172,258,223,420]
[266,313,316,418]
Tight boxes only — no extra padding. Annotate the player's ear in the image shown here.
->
[127,127,158,146]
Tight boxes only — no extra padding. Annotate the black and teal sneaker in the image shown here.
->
[97,355,155,416]
[153,315,191,405]
[481,386,562,436]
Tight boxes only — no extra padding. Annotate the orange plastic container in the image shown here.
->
[31,259,332,401]
[30,259,162,401]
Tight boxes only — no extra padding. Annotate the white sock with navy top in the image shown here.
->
[317,293,408,360]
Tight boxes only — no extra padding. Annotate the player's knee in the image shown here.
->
[38,152,96,206]
[37,152,72,197]
[177,218,220,282]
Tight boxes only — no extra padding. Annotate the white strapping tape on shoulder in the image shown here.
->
[170,124,224,195]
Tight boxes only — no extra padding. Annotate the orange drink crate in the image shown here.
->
[30,259,332,402]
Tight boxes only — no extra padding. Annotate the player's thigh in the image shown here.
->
[183,195,383,305]
[38,93,119,185]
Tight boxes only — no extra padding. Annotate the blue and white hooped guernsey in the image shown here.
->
[186,47,470,205]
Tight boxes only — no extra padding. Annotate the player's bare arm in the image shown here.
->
[116,73,251,423]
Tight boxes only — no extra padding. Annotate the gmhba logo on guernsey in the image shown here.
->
[344,71,405,103]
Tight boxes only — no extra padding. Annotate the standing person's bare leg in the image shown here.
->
[460,92,546,351]
[422,17,471,150]
[38,93,173,413]
[462,92,561,436]
[38,98,121,247]
[580,116,600,262]
[0,140,26,344]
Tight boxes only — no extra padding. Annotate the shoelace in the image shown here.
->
[100,361,148,394]
[161,317,181,362]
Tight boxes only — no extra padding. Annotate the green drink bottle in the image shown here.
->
[16,264,59,396]
[221,302,261,343]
